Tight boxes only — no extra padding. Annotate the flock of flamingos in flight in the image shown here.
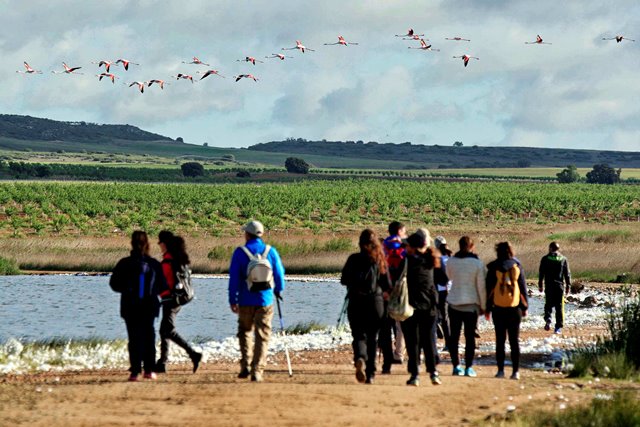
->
[15,30,636,93]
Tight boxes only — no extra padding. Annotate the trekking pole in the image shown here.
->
[275,294,293,377]
[332,295,349,343]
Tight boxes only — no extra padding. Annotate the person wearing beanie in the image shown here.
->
[434,236,453,355]
[538,242,572,334]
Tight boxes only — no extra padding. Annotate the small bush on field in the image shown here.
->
[518,392,640,427]
[569,287,640,379]
[0,256,20,275]
[284,321,325,335]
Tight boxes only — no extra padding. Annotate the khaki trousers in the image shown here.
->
[238,305,274,375]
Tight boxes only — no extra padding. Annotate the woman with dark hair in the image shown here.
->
[486,242,528,380]
[445,236,486,377]
[110,231,166,381]
[401,231,442,386]
[341,229,391,384]
[156,231,202,374]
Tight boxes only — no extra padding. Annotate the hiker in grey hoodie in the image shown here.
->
[445,236,486,377]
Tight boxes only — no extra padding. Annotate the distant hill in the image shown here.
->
[249,139,640,169]
[0,114,173,143]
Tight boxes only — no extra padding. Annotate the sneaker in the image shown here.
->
[510,372,521,380]
[554,328,562,335]
[495,370,505,378]
[355,358,366,383]
[452,366,464,376]
[365,375,375,384]
[128,374,139,382]
[143,372,157,380]
[191,352,202,374]
[544,322,551,331]
[250,372,263,383]
[237,368,250,379]
[406,376,420,386]
[430,373,442,385]
[155,361,166,374]
[464,367,477,377]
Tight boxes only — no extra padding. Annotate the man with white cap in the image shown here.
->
[228,220,286,382]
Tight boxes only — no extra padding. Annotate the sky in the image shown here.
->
[1,0,639,151]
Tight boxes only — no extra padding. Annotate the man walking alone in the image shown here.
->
[228,220,286,382]
[538,242,571,335]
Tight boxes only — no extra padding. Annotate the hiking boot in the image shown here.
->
[464,367,477,377]
[510,372,521,381]
[155,360,166,374]
[355,358,366,383]
[251,372,263,383]
[237,368,250,379]
[128,374,139,382]
[406,376,419,386]
[365,375,375,385]
[544,322,551,331]
[452,366,464,376]
[554,328,562,335]
[191,352,202,374]
[143,372,157,380]
[495,370,505,378]
[430,373,442,385]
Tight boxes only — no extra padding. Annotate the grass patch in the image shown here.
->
[518,392,640,426]
[284,321,326,335]
[23,336,118,350]
[0,256,20,275]
[548,229,634,244]
[207,238,353,261]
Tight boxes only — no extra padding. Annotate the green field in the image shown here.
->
[1,180,640,237]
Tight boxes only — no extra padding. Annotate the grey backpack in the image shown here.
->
[240,245,274,292]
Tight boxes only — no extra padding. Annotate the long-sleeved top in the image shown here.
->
[485,258,529,313]
[160,253,177,299]
[110,253,166,318]
[228,237,285,307]
[446,252,487,312]
[539,251,571,291]
[406,254,438,315]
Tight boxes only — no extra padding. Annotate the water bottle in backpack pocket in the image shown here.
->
[240,245,274,292]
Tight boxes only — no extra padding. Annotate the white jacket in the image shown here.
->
[446,254,487,311]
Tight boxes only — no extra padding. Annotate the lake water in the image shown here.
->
[0,275,347,342]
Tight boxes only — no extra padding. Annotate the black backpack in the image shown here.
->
[351,263,379,296]
[173,264,195,306]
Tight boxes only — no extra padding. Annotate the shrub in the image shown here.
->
[557,165,580,183]
[586,163,621,184]
[236,171,251,178]
[285,157,310,174]
[181,162,205,177]
[0,256,20,275]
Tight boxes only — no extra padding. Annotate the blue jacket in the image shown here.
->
[228,238,285,307]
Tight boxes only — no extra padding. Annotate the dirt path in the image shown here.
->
[2,344,637,427]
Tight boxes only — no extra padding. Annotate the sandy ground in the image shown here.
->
[2,328,638,427]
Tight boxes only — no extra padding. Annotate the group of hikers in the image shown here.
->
[109,220,571,386]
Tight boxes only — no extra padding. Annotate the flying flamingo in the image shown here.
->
[525,35,552,45]
[173,73,195,83]
[115,59,139,70]
[182,56,211,66]
[197,70,226,80]
[324,35,359,46]
[96,73,118,84]
[128,81,147,93]
[445,36,471,42]
[265,53,292,60]
[148,79,169,89]
[51,62,83,74]
[282,40,315,53]
[234,74,259,82]
[16,62,42,74]
[237,56,264,65]
[395,28,424,37]
[453,54,479,67]
[403,35,428,41]
[408,39,440,51]
[602,35,635,43]
[92,60,117,72]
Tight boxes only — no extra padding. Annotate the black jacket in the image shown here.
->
[110,253,166,318]
[486,258,528,312]
[341,252,390,298]
[405,254,438,315]
[539,252,571,292]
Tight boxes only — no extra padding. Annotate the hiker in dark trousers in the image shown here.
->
[110,231,166,381]
[446,236,486,377]
[401,231,442,386]
[486,242,528,381]
[380,221,407,373]
[538,242,571,334]
[156,231,202,374]
[434,236,452,354]
[341,229,390,384]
